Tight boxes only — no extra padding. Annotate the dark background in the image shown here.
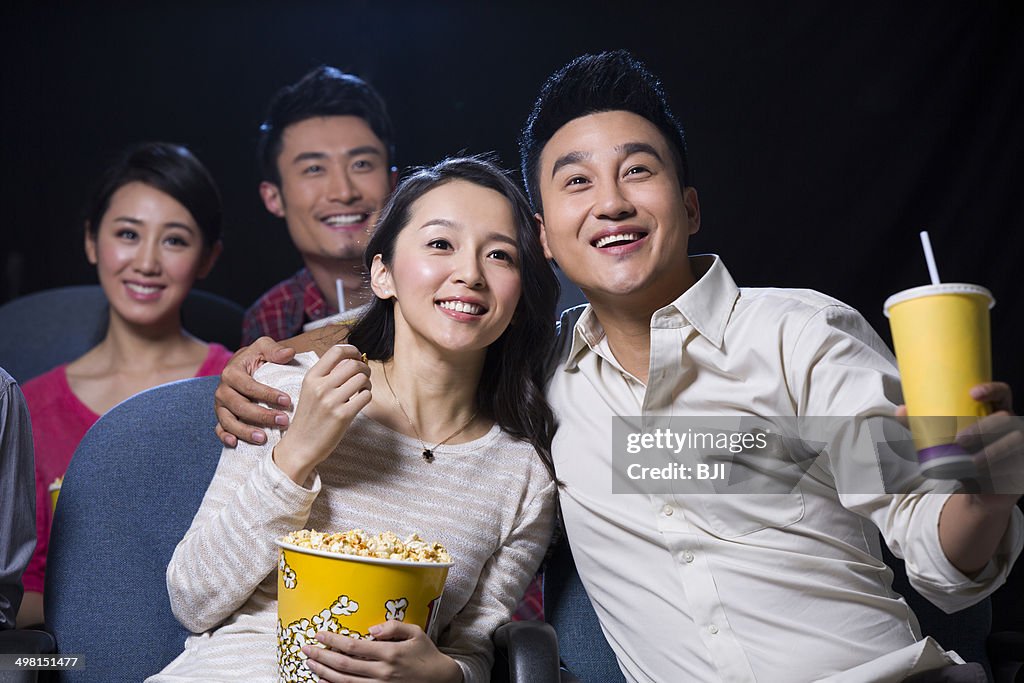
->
[2,1,1022,629]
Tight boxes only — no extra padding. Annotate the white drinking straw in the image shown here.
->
[335,278,346,314]
[919,231,941,285]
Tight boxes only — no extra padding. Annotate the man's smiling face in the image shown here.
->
[536,110,700,310]
[260,115,393,266]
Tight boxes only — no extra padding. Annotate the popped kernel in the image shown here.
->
[281,529,452,564]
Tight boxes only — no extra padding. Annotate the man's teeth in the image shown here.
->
[126,283,161,294]
[324,214,367,226]
[595,233,643,248]
[438,301,483,315]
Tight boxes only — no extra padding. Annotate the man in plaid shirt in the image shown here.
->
[242,65,398,345]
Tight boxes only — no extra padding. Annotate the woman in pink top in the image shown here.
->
[18,142,232,626]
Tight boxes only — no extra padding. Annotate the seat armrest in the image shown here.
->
[493,621,561,683]
[0,629,56,654]
[0,629,57,683]
[987,631,1024,683]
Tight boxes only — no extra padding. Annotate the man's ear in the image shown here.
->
[196,240,224,279]
[259,181,286,218]
[369,254,394,299]
[536,212,554,260]
[684,186,701,237]
[84,225,98,265]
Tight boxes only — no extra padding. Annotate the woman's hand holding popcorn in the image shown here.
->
[273,345,371,486]
[302,621,463,683]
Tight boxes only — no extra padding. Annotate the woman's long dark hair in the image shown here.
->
[348,156,560,482]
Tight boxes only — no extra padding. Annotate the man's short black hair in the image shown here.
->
[518,50,690,212]
[257,65,396,185]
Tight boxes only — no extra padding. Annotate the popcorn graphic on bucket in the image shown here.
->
[276,530,452,682]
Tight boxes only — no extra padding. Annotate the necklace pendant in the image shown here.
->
[422,449,435,463]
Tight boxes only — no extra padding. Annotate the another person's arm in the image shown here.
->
[214,327,348,447]
[793,305,1023,611]
[932,382,1022,577]
[0,371,36,629]
[213,337,295,448]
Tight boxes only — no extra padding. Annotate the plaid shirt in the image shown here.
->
[242,268,329,345]
[511,572,544,621]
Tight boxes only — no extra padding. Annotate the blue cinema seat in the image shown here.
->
[44,376,223,681]
[0,286,243,383]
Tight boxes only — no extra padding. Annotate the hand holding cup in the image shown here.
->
[951,383,1024,499]
[896,381,1024,495]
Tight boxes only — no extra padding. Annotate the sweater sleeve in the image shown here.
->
[166,359,319,633]
[443,475,556,683]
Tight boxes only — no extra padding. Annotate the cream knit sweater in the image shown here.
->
[148,353,556,682]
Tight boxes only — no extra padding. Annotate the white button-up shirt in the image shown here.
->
[548,255,1022,683]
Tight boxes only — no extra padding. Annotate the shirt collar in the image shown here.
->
[563,254,738,371]
[669,254,738,348]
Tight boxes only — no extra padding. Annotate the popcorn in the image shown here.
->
[280,529,452,564]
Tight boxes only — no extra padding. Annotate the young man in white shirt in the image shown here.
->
[515,50,1022,682]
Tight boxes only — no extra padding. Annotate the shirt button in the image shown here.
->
[708,624,719,635]
[662,505,674,517]
[683,551,694,563]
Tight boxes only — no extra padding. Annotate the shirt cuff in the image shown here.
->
[906,492,1024,611]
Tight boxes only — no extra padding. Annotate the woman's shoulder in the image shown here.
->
[251,351,319,397]
[487,429,557,488]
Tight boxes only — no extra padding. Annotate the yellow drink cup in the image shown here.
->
[48,478,62,514]
[275,539,451,682]
[884,283,994,479]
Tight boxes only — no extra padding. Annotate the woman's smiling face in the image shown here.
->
[372,179,522,356]
[86,181,217,329]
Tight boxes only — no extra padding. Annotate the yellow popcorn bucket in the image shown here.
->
[275,539,451,682]
[48,477,62,514]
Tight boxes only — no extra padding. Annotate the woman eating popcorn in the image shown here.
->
[153,157,558,682]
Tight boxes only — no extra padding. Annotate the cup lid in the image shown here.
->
[883,283,994,317]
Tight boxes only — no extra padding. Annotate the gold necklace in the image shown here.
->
[381,361,479,463]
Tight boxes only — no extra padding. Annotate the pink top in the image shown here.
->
[21,343,233,593]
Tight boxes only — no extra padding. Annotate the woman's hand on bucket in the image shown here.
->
[302,621,463,682]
